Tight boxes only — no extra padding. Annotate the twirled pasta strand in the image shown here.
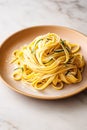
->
[11,33,85,90]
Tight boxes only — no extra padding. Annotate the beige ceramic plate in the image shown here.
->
[0,25,87,100]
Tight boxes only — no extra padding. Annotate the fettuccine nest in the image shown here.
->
[11,33,85,90]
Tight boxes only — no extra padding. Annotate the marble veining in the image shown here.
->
[0,117,19,130]
[53,0,87,23]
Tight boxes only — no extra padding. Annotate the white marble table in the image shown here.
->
[0,0,87,130]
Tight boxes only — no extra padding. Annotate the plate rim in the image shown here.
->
[0,76,87,100]
[0,25,87,100]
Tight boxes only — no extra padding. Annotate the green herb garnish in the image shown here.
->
[31,39,43,53]
[35,39,43,47]
[54,49,64,53]
[60,39,65,45]
[47,38,51,40]
[14,67,24,71]
[65,70,70,75]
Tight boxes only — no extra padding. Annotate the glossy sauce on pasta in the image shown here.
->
[11,33,85,90]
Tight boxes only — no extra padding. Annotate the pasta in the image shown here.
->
[11,33,85,90]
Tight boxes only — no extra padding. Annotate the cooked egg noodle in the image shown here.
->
[11,33,85,90]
